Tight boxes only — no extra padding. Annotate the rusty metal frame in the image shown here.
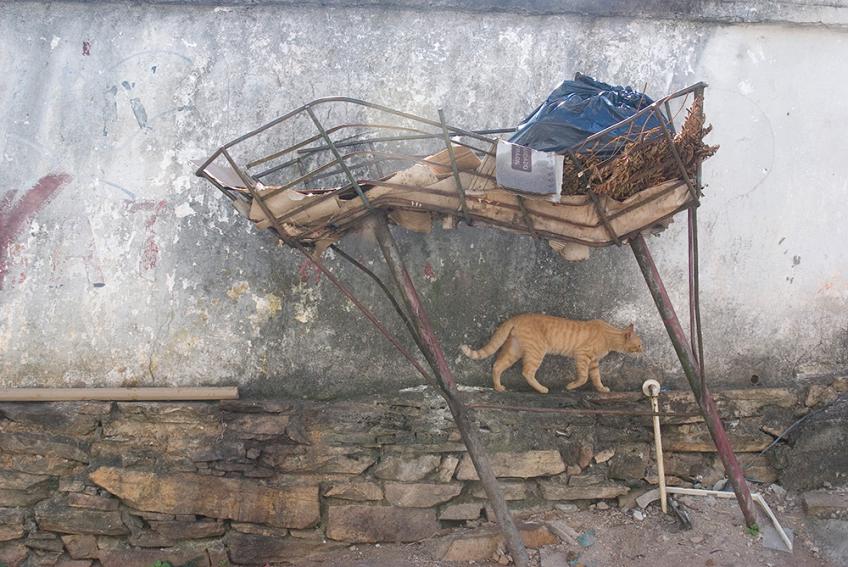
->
[630,235,756,527]
[438,108,472,225]
[196,82,758,547]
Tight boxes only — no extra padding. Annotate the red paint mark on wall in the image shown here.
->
[423,262,436,281]
[82,41,91,56]
[140,239,160,271]
[0,174,71,289]
[297,258,321,285]
[125,199,166,273]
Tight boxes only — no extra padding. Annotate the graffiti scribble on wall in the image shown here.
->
[0,174,72,289]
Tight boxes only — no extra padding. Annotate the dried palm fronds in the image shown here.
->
[562,93,718,200]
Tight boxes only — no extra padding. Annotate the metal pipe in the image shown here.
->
[688,206,706,401]
[372,216,530,567]
[465,402,700,418]
[653,107,700,202]
[643,379,667,513]
[570,82,707,152]
[306,107,371,208]
[329,244,416,337]
[629,234,758,528]
[438,108,471,225]
[221,96,498,151]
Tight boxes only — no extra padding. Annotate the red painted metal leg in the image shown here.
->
[373,216,530,567]
[630,234,758,528]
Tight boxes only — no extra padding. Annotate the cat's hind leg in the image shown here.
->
[566,354,591,391]
[521,348,549,394]
[589,358,610,393]
[491,339,521,392]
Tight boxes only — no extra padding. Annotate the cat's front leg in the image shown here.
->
[521,350,549,394]
[566,355,591,391]
[589,359,610,393]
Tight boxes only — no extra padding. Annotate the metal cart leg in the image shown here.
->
[630,234,758,528]
[373,215,530,567]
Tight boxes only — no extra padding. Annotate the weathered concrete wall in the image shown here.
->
[1,1,846,397]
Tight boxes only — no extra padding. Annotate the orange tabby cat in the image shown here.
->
[461,314,643,393]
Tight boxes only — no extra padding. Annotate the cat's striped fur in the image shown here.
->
[461,314,643,393]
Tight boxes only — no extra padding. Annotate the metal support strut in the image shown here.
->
[629,234,758,528]
[372,215,530,567]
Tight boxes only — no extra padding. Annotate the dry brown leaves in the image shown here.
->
[562,93,718,200]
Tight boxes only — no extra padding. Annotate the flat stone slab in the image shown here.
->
[226,532,344,564]
[539,481,629,500]
[384,482,462,508]
[325,505,438,543]
[373,454,441,481]
[98,548,211,567]
[262,445,376,474]
[34,498,128,536]
[323,481,383,501]
[469,481,531,501]
[439,502,485,521]
[456,450,565,480]
[61,535,98,559]
[90,467,319,528]
[803,491,848,519]
[437,523,560,561]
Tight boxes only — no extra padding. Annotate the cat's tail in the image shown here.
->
[461,321,515,360]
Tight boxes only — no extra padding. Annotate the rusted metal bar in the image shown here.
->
[515,195,539,239]
[328,243,441,377]
[565,149,622,246]
[652,107,700,202]
[438,109,472,225]
[630,234,757,528]
[688,208,698,366]
[571,82,706,152]
[688,207,706,402]
[367,141,385,179]
[372,216,529,567]
[295,129,504,157]
[664,101,677,135]
[258,148,475,202]
[218,96,498,157]
[329,244,417,340]
[466,402,701,418]
[246,122,408,169]
[587,190,621,245]
[694,86,707,392]
[306,107,372,209]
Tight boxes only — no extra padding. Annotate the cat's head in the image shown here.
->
[623,323,643,353]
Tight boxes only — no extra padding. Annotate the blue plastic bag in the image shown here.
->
[508,73,663,156]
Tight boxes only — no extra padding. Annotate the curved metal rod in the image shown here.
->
[258,148,489,202]
[569,82,706,152]
[196,96,506,176]
[329,243,420,344]
[255,131,494,181]
[466,402,701,418]
[248,122,439,170]
[223,96,500,150]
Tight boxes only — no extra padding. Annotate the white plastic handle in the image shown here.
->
[642,379,661,397]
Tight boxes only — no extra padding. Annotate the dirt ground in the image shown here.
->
[302,489,841,567]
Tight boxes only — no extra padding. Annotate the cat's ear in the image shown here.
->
[625,323,635,336]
